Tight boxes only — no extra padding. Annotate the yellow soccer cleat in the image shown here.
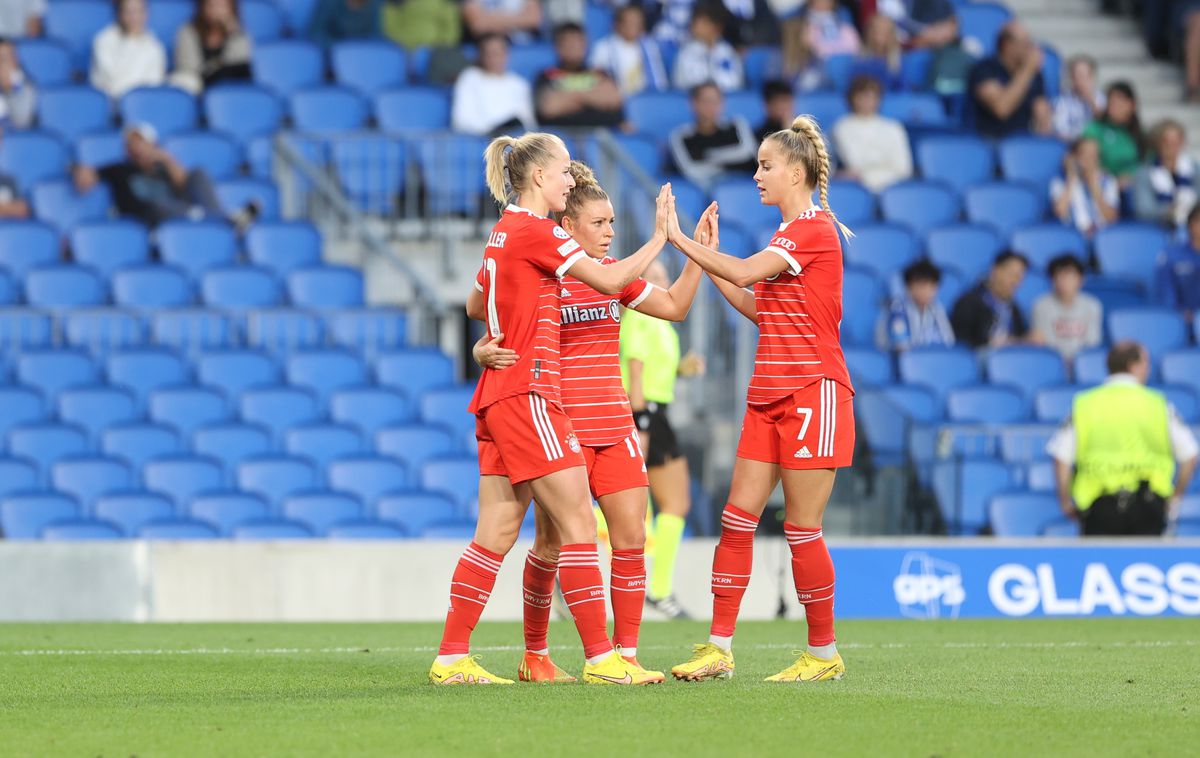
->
[617,649,666,684]
[518,652,577,683]
[671,643,735,681]
[764,651,845,682]
[582,652,664,685]
[428,655,514,685]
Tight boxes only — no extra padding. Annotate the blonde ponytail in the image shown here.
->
[766,115,854,238]
[482,132,566,208]
[561,160,608,222]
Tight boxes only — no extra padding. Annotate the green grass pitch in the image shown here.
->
[1,618,1195,757]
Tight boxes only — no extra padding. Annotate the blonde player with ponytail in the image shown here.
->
[667,115,858,683]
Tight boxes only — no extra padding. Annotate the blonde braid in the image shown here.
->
[787,115,853,238]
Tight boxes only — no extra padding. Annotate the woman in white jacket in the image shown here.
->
[90,0,166,98]
[170,0,253,94]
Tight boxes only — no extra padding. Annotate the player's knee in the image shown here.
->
[557,502,597,544]
[608,520,646,551]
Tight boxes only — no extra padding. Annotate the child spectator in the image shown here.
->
[1050,136,1120,237]
[90,0,166,98]
[673,4,743,92]
[833,75,913,192]
[170,0,252,95]
[588,4,670,96]
[1134,119,1197,233]
[450,34,536,135]
[0,38,36,129]
[1053,55,1103,140]
[951,251,1040,349]
[1155,205,1200,321]
[668,81,757,191]
[1081,81,1144,187]
[879,260,955,351]
[535,22,624,128]
[1033,255,1102,361]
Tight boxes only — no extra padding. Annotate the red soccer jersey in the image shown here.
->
[557,258,652,447]
[747,208,854,407]
[467,205,588,414]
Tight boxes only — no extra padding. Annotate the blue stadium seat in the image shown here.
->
[1162,349,1200,397]
[374,87,451,132]
[965,182,1043,239]
[722,90,766,128]
[41,519,123,541]
[149,386,231,438]
[106,349,190,410]
[161,132,241,180]
[276,0,318,34]
[196,350,279,401]
[51,456,132,513]
[101,423,182,474]
[741,46,774,90]
[253,41,324,97]
[327,309,407,358]
[843,347,894,388]
[1094,223,1168,293]
[882,384,942,423]
[1009,224,1088,272]
[1026,461,1057,492]
[290,86,369,133]
[215,179,280,220]
[916,135,995,194]
[986,346,1068,401]
[71,221,151,279]
[94,493,174,536]
[138,518,221,539]
[284,424,363,475]
[0,389,47,444]
[1178,495,1200,520]
[1034,384,1080,423]
[143,456,224,510]
[35,86,111,142]
[419,386,475,440]
[287,266,365,311]
[420,519,478,539]
[375,348,454,399]
[158,221,239,281]
[204,85,285,146]
[1108,308,1187,358]
[237,456,318,510]
[1158,384,1199,423]
[192,424,273,482]
[377,493,457,533]
[795,91,848,132]
[233,518,314,539]
[329,387,413,438]
[506,43,557,80]
[946,385,1029,424]
[190,493,270,535]
[327,520,408,539]
[285,350,368,409]
[1072,347,1109,385]
[111,266,193,311]
[898,347,980,404]
[0,220,58,278]
[6,424,88,484]
[959,2,1013,57]
[999,136,1068,195]
[241,0,285,41]
[711,180,776,236]
[419,457,479,511]
[626,91,692,139]
[376,424,458,471]
[327,456,408,510]
[926,224,1003,282]
[0,492,79,539]
[202,267,283,313]
[63,309,146,356]
[17,350,98,404]
[15,39,72,87]
[23,265,106,311]
[1037,516,1078,537]
[1014,269,1051,320]
[997,424,1056,463]
[583,133,661,176]
[245,222,322,277]
[844,224,920,280]
[30,181,112,235]
[880,92,947,126]
[0,270,15,305]
[145,0,191,54]
[151,310,235,354]
[75,131,126,167]
[879,181,961,238]
[331,40,407,96]
[989,492,1058,537]
[45,0,114,70]
[826,180,876,226]
[282,492,363,535]
[841,267,883,346]
[412,136,490,215]
[932,457,1013,535]
[239,386,319,442]
[120,87,198,139]
[1084,274,1147,312]
[330,136,407,213]
[1173,520,1200,536]
[57,385,138,442]
[246,309,324,354]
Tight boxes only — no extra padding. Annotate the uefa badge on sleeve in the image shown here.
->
[566,433,581,454]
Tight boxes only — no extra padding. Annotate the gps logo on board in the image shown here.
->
[562,301,621,325]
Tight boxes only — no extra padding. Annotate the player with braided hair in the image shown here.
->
[666,114,856,683]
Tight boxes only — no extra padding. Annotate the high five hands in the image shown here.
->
[655,182,676,241]
[694,201,719,249]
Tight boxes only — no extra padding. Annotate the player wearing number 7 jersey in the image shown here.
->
[429,132,672,686]
[665,115,856,683]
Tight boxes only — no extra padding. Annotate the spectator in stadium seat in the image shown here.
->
[832,75,913,192]
[1053,54,1103,140]
[673,4,744,92]
[450,33,536,136]
[668,81,756,191]
[804,0,859,60]
[950,250,1040,349]
[383,0,461,49]
[72,124,259,230]
[754,79,794,143]
[1081,81,1144,187]
[170,0,253,95]
[588,4,670,96]
[309,0,381,48]
[1032,255,1102,362]
[1050,136,1120,238]
[1047,340,1198,536]
[0,171,31,219]
[875,0,958,50]
[535,22,624,128]
[878,260,955,351]
[772,16,826,93]
[722,0,780,47]
[461,0,542,45]
[0,0,44,38]
[647,0,697,46]
[1155,205,1200,322]
[1134,119,1197,232]
[0,38,36,130]
[967,20,1052,139]
[90,0,167,98]
[852,13,903,91]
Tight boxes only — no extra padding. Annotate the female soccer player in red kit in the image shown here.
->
[472,161,713,683]
[665,115,855,683]
[429,132,672,686]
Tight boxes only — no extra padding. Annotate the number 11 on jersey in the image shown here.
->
[483,257,500,338]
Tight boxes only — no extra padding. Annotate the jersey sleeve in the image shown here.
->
[526,220,589,278]
[473,265,485,292]
[620,277,654,309]
[763,218,828,275]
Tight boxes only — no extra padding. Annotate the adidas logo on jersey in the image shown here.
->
[560,287,571,298]
[795,446,813,459]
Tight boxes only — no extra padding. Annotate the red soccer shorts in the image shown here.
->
[476,392,587,484]
[736,378,855,469]
[582,432,649,499]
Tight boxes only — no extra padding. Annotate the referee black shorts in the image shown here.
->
[634,401,682,468]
